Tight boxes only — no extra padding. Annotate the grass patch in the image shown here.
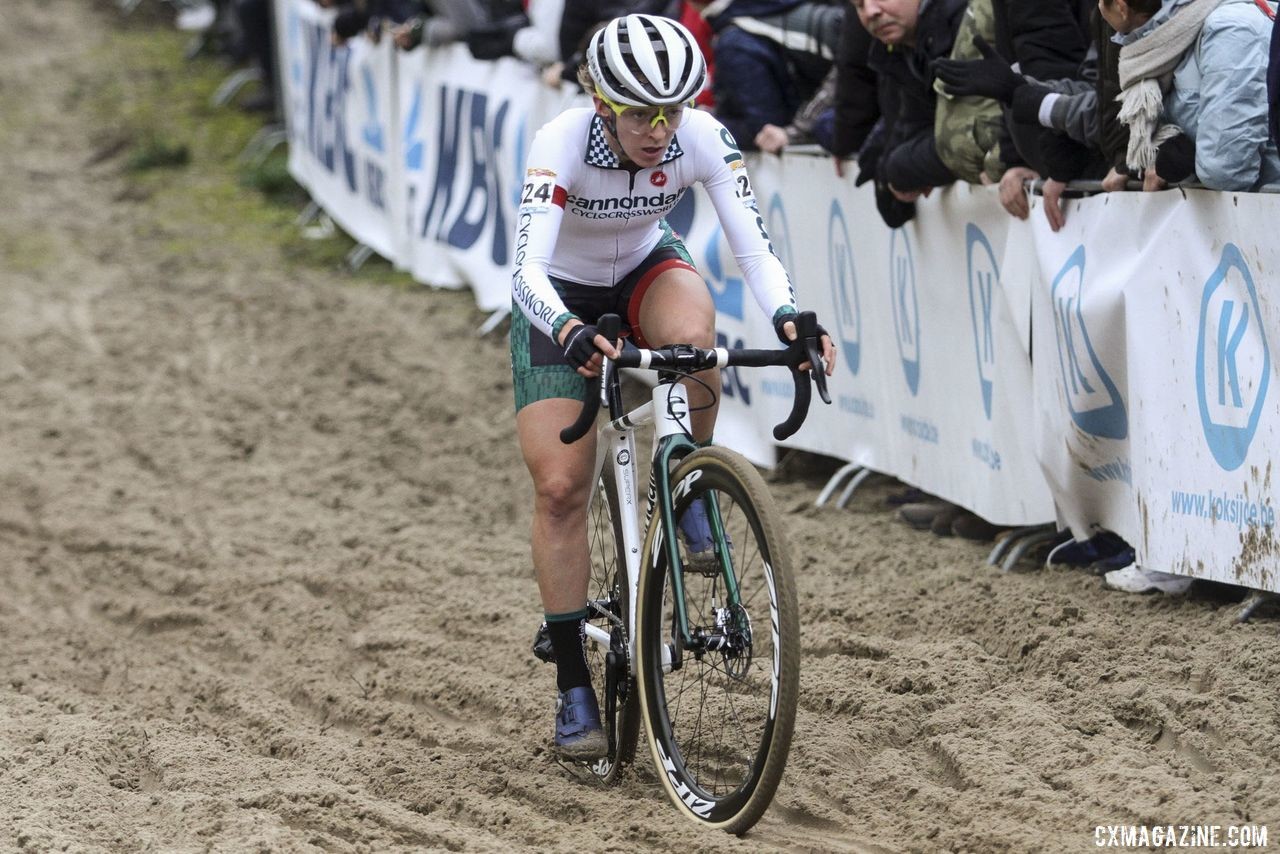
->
[80,5,412,286]
[126,133,190,171]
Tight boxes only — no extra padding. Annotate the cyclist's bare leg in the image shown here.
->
[637,266,720,442]
[517,397,596,615]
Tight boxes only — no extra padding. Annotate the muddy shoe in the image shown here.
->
[552,686,607,760]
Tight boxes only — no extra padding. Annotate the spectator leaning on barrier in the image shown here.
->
[851,0,966,228]
[828,5,880,173]
[331,0,421,44]
[691,0,845,151]
[932,0,1007,185]
[934,7,1129,230]
[463,0,564,65]
[553,0,680,87]
[392,0,488,51]
[1105,0,1279,192]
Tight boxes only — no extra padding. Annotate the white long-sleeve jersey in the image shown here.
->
[511,107,796,340]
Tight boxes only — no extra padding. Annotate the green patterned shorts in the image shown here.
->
[511,226,695,412]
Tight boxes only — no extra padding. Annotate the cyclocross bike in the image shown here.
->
[536,311,830,835]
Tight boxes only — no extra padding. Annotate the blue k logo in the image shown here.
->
[828,201,861,375]
[966,224,998,419]
[1050,246,1127,440]
[1196,244,1271,471]
[890,229,919,395]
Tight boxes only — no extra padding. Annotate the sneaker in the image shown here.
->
[1046,531,1129,569]
[552,686,607,760]
[929,503,964,537]
[1091,546,1137,577]
[950,511,1005,542]
[678,500,720,572]
[1103,563,1193,595]
[897,501,950,531]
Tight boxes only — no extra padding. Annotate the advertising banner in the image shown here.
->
[747,156,1054,527]
[396,46,577,308]
[1032,190,1279,590]
[277,0,399,261]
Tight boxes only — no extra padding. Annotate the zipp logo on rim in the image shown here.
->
[1050,246,1128,440]
[655,740,714,818]
[1196,244,1271,471]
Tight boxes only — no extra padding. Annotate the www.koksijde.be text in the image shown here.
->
[1095,824,1268,848]
[1170,489,1277,530]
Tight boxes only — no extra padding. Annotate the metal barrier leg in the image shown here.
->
[210,68,263,108]
[1237,590,1277,623]
[999,525,1061,572]
[240,125,288,167]
[477,308,511,337]
[295,200,321,228]
[815,463,862,507]
[834,468,876,509]
[345,244,375,272]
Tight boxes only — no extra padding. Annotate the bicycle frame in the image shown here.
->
[585,359,735,669]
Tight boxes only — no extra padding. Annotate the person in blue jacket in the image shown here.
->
[1104,0,1278,192]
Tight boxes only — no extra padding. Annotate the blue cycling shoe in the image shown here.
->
[553,686,607,760]
[678,499,723,572]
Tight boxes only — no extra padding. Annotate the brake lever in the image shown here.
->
[795,312,832,405]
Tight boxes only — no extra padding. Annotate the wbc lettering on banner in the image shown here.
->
[406,82,511,266]
[286,14,390,212]
[967,224,998,420]
[1050,246,1128,441]
[890,229,920,396]
[1196,243,1271,471]
[300,19,356,190]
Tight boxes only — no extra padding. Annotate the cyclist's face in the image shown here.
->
[594,96,684,168]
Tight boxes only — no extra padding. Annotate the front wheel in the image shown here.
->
[634,446,800,834]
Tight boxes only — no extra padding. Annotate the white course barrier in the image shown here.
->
[270,0,1279,592]
[1031,190,1279,590]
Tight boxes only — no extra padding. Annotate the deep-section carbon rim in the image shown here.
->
[583,470,639,782]
[636,447,799,833]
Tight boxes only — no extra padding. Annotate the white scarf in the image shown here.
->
[1116,0,1224,171]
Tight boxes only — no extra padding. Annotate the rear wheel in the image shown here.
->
[635,446,799,834]
[583,467,639,782]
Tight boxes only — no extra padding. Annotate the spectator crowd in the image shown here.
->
[199,0,1279,596]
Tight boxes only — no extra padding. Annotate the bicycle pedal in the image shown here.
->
[532,622,556,663]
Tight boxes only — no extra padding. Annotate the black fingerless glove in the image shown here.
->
[773,312,830,346]
[561,323,602,370]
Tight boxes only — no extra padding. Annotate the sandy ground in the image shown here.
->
[2,2,1280,851]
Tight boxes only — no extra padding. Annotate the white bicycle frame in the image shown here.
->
[583,360,698,667]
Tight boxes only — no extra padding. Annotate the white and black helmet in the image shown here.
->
[587,14,707,108]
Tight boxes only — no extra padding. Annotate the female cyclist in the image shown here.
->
[510,13,834,760]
